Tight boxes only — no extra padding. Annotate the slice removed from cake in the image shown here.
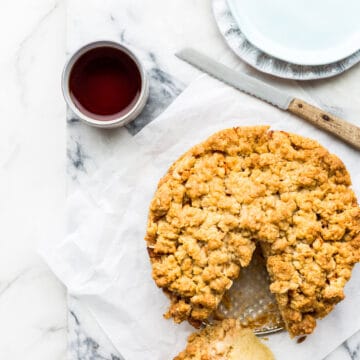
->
[174,319,274,360]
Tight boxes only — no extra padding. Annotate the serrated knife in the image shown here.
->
[176,48,360,150]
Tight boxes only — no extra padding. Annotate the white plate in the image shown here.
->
[227,0,360,65]
[212,0,360,80]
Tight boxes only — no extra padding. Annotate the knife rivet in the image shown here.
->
[297,103,303,108]
[322,115,330,121]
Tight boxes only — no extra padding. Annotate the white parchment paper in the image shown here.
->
[41,75,360,360]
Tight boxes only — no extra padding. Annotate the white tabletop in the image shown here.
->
[1,0,359,359]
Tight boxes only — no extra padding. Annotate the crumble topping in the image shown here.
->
[145,126,360,336]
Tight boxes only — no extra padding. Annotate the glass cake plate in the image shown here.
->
[210,248,285,335]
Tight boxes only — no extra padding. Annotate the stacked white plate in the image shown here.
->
[213,0,360,80]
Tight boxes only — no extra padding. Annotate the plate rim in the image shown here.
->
[212,0,360,80]
[226,0,360,66]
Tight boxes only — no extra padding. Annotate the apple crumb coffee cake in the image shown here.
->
[145,126,360,337]
[174,319,274,360]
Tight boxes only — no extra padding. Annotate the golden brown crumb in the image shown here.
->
[174,319,274,360]
[145,126,360,337]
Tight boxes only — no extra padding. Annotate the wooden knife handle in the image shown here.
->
[288,98,360,151]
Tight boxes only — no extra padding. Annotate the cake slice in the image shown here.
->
[174,319,274,360]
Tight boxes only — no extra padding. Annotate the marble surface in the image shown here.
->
[65,1,360,359]
[0,0,67,359]
[1,0,360,359]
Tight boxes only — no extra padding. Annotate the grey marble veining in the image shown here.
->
[325,331,360,360]
[68,294,360,360]
[66,20,186,360]
[69,295,360,360]
[345,331,360,359]
[68,296,124,360]
[126,52,184,135]
[66,38,184,184]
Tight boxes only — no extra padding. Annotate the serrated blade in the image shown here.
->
[176,48,293,110]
